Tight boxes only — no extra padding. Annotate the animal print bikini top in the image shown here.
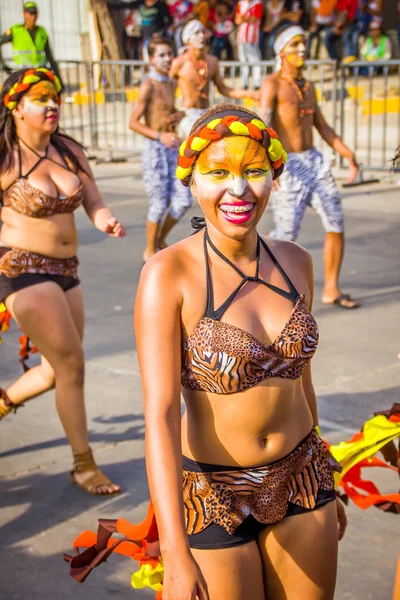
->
[1,139,84,218]
[181,231,319,394]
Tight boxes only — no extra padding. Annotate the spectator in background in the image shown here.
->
[398,2,400,49]
[341,0,382,63]
[360,18,391,63]
[211,1,234,59]
[193,0,210,28]
[282,0,305,26]
[208,0,217,27]
[307,0,336,59]
[324,0,358,60]
[261,0,286,59]
[123,8,142,59]
[235,0,263,88]
[169,0,193,51]
[262,0,305,58]
[112,0,173,60]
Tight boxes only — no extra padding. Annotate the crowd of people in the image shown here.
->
[0,3,399,600]
[117,0,397,70]
[0,20,364,598]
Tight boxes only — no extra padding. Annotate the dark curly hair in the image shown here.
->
[0,69,90,177]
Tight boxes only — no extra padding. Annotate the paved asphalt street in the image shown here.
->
[1,160,399,600]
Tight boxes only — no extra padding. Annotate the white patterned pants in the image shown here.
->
[270,147,344,241]
[142,139,192,224]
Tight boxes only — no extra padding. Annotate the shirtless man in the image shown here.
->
[170,19,259,139]
[129,37,191,262]
[259,25,360,309]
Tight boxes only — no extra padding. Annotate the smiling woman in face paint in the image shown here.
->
[135,103,342,600]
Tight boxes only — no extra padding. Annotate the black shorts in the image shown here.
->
[0,272,80,304]
[186,487,336,549]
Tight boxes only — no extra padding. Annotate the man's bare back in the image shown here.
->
[170,52,219,109]
[259,71,317,154]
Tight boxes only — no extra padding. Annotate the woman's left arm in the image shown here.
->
[76,146,126,238]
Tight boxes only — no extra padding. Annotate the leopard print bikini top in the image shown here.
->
[181,231,319,394]
[1,139,84,218]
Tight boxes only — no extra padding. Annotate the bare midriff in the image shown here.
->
[0,207,78,258]
[181,377,313,467]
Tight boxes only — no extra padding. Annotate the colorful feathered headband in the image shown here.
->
[4,68,62,111]
[176,110,287,185]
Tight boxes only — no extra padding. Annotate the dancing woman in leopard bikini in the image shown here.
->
[133,103,347,599]
[0,68,124,495]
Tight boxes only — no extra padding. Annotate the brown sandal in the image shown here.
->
[71,447,120,495]
[0,387,22,421]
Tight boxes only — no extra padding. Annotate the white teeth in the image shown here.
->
[220,205,253,214]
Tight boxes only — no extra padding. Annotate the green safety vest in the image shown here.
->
[364,35,388,61]
[10,24,48,67]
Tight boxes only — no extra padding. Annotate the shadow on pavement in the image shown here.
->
[318,386,400,433]
[0,414,145,459]
[0,455,152,599]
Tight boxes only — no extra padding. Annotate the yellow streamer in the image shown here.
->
[330,414,400,488]
[131,560,164,592]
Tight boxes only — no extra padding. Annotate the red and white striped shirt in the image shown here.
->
[235,0,263,45]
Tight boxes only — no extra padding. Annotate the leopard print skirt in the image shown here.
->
[182,430,341,536]
[0,247,79,279]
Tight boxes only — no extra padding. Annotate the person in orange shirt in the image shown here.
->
[193,0,210,28]
[307,0,336,59]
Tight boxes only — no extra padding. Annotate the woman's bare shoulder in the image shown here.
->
[138,233,203,293]
[261,235,313,285]
[262,235,312,266]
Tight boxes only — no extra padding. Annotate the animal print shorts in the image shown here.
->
[182,430,341,549]
[269,147,344,242]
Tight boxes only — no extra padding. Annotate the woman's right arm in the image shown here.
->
[134,254,209,600]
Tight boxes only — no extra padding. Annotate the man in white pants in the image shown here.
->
[235,0,263,89]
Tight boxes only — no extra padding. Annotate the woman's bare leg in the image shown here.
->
[157,213,178,249]
[258,501,338,600]
[6,355,55,404]
[5,282,119,493]
[191,541,265,600]
[144,220,161,262]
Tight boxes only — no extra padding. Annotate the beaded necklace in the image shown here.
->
[279,72,315,118]
[187,52,209,99]
[148,69,170,83]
